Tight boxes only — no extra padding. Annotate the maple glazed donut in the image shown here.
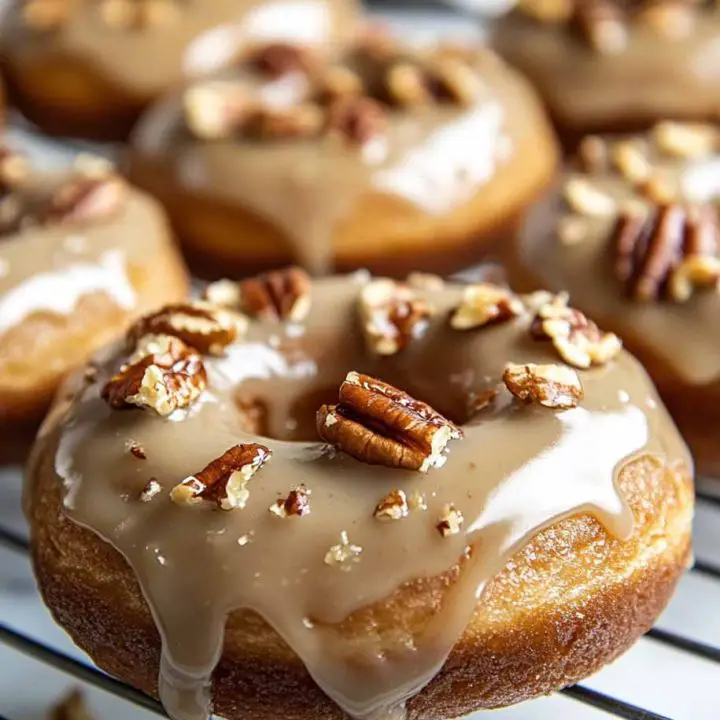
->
[127,33,558,278]
[0,0,359,141]
[492,1,720,148]
[0,147,188,462]
[28,268,693,720]
[506,122,720,477]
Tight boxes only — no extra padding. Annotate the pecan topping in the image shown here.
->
[227,267,312,322]
[128,302,246,354]
[503,363,584,410]
[450,283,524,330]
[139,478,162,502]
[563,177,616,217]
[40,173,126,225]
[324,531,362,571]
[571,1,629,55]
[248,43,314,78]
[359,279,432,355]
[269,485,311,518]
[98,0,179,29]
[127,440,146,459]
[317,371,462,472]
[386,63,432,107]
[468,389,497,417]
[374,488,409,521]
[436,503,464,537]
[102,335,207,416]
[183,81,252,140]
[652,121,719,159]
[170,443,272,510]
[611,202,720,302]
[531,293,622,368]
[327,97,388,146]
[408,489,427,511]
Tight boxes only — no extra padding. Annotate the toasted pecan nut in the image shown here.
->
[531,293,622,368]
[324,531,362,571]
[229,267,312,322]
[317,371,462,472]
[170,443,272,510]
[128,302,246,354]
[503,362,584,410]
[436,503,464,537]
[183,81,253,140]
[611,202,720,302]
[248,43,315,78]
[40,174,127,225]
[326,97,388,146]
[359,279,433,355]
[269,485,311,518]
[450,283,524,330]
[102,335,207,416]
[374,489,409,521]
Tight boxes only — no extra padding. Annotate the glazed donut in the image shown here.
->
[127,34,558,278]
[492,1,720,148]
[506,123,720,477]
[0,0,359,140]
[0,148,188,462]
[28,270,692,720]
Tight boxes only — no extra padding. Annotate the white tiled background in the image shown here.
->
[2,4,720,719]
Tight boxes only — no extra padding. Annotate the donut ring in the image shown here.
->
[28,272,692,719]
[492,2,720,149]
[0,149,188,462]
[506,124,720,477]
[128,35,558,278]
[0,0,359,140]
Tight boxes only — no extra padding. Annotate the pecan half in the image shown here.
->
[503,362,584,410]
[611,202,720,302]
[450,283,524,330]
[231,267,312,322]
[102,335,207,416]
[128,302,246,354]
[183,81,252,140]
[269,485,311,518]
[170,443,272,510]
[317,371,462,472]
[571,1,629,55]
[40,173,126,225]
[359,279,433,355]
[531,293,622,368]
[374,488,409,521]
[248,43,314,78]
[327,97,388,146]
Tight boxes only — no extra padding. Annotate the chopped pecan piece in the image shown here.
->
[468,389,497,417]
[170,443,272,510]
[503,362,584,410]
[128,302,245,354]
[407,488,427,511]
[359,278,433,355]
[374,488,409,521]
[183,81,252,140]
[611,202,720,302]
[450,283,524,330]
[327,97,388,146]
[436,503,464,538]
[126,440,146,459]
[41,173,126,225]
[248,104,325,140]
[652,121,719,159]
[50,687,94,720]
[317,371,462,472]
[269,485,311,518]
[531,293,622,368]
[248,43,314,78]
[22,0,70,30]
[324,531,362,571]
[231,267,312,322]
[571,1,629,55]
[139,478,162,502]
[102,335,207,416]
[563,177,616,217]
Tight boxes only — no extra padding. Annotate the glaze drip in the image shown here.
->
[52,277,688,720]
